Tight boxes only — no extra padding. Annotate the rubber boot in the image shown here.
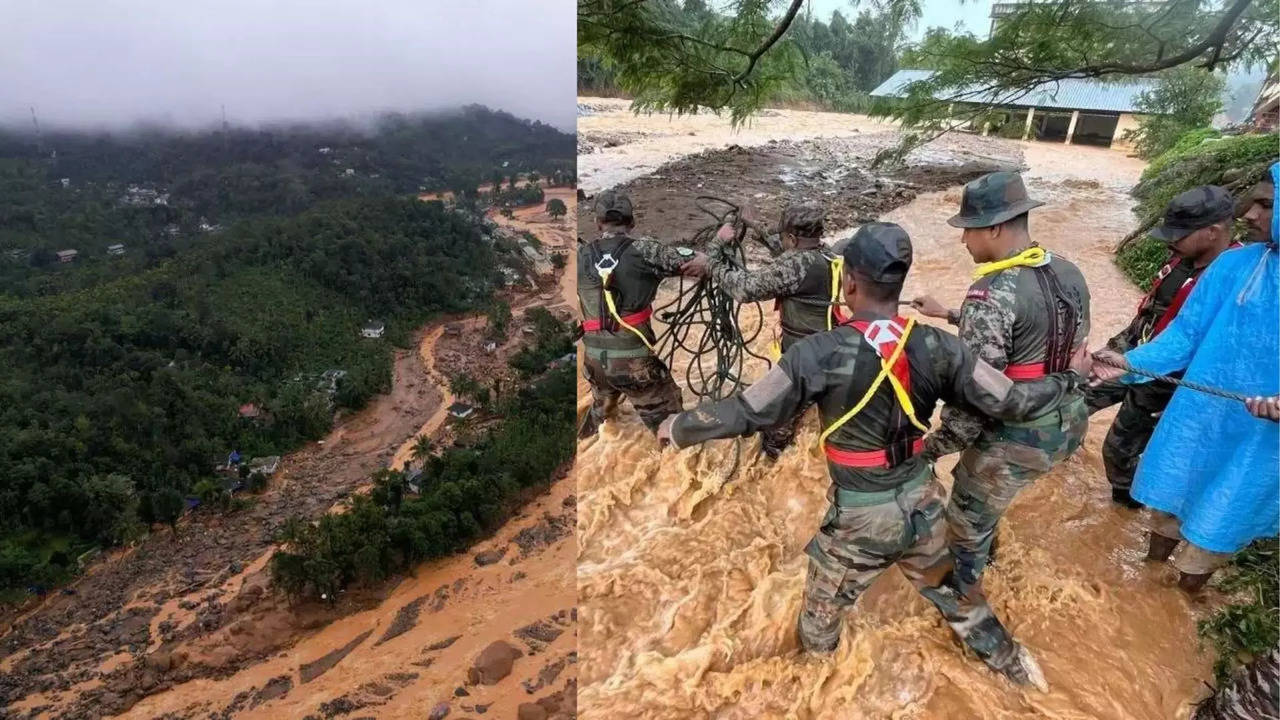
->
[987,643,1049,692]
[1178,571,1214,593]
[1147,533,1179,562]
[1111,486,1143,510]
[577,411,601,440]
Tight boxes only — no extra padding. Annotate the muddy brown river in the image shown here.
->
[576,102,1219,719]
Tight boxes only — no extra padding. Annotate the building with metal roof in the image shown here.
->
[1250,71,1278,131]
[870,69,1160,149]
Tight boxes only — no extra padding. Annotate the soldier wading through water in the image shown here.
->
[1085,185,1240,510]
[912,171,1091,606]
[577,190,708,438]
[708,202,850,459]
[659,222,1094,689]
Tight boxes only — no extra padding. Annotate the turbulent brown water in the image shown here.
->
[576,103,1219,719]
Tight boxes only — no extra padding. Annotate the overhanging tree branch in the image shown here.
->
[733,0,806,85]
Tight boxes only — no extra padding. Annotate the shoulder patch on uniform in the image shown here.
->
[966,288,990,301]
[742,366,793,412]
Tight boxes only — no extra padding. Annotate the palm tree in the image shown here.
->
[411,435,434,466]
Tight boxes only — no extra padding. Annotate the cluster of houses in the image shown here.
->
[32,245,125,264]
[205,450,282,501]
[119,185,170,207]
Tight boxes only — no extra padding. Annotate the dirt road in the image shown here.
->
[2,340,447,719]
[576,98,1218,719]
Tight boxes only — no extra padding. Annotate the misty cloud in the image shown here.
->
[1,0,575,131]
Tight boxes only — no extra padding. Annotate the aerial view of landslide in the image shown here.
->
[2,188,579,720]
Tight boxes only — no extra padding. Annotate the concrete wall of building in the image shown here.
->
[1111,113,1143,150]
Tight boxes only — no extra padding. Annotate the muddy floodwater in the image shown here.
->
[576,99,1218,719]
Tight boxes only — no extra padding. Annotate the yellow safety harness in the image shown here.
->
[817,317,930,451]
[767,254,845,362]
[972,246,1048,279]
[595,253,655,351]
[826,256,845,331]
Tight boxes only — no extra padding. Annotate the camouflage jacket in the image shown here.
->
[669,317,1082,492]
[925,248,1091,460]
[710,229,849,346]
[708,235,826,304]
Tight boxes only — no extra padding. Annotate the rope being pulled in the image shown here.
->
[1091,354,1252,403]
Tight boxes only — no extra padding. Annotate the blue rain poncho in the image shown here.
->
[1123,164,1280,554]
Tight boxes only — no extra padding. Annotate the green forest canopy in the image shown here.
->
[579,0,921,119]
[0,109,573,598]
[0,105,574,296]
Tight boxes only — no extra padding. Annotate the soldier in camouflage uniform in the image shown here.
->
[1085,186,1238,509]
[659,223,1093,689]
[912,171,1091,602]
[577,190,708,437]
[708,203,849,458]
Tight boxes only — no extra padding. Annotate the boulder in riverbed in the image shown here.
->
[467,641,522,685]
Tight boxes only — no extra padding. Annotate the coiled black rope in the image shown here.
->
[652,196,773,401]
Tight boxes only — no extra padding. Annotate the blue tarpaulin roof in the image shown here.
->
[870,69,1158,113]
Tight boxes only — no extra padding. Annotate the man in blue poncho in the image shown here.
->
[1093,163,1279,592]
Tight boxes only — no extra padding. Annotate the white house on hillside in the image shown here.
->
[361,321,386,339]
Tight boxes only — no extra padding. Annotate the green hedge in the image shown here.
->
[1139,127,1223,182]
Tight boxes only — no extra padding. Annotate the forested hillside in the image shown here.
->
[0,108,572,598]
[0,105,573,295]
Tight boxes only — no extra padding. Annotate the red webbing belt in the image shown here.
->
[581,306,653,333]
[824,438,925,468]
[1004,362,1048,380]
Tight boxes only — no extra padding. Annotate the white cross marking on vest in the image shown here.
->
[860,319,904,351]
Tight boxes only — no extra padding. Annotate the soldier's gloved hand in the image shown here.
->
[657,415,677,448]
[910,295,951,320]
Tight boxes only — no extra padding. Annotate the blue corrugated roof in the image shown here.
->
[870,69,1159,113]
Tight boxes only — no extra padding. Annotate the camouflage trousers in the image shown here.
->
[582,350,683,433]
[1192,648,1279,720]
[799,476,1021,667]
[1085,380,1174,491]
[946,396,1088,597]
